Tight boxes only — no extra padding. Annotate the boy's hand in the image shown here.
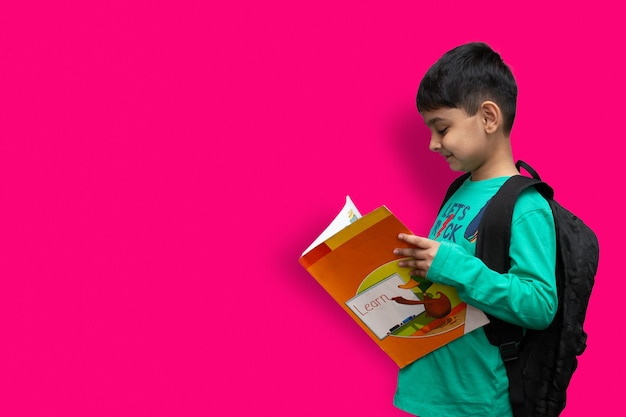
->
[393,234,440,278]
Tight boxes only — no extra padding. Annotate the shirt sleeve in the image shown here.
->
[426,196,558,330]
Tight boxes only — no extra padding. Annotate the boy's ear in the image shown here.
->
[480,101,501,134]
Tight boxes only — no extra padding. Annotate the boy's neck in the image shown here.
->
[470,161,519,181]
[470,138,518,181]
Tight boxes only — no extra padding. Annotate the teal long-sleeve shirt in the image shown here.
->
[394,176,557,417]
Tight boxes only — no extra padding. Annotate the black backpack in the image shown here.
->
[440,161,599,417]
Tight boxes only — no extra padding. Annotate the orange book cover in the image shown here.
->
[299,197,489,368]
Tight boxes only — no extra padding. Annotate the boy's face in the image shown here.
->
[421,107,494,174]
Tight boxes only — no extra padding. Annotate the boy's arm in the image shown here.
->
[396,207,557,330]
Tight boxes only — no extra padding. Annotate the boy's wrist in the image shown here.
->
[426,241,451,282]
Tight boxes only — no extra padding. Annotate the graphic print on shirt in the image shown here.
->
[434,199,491,244]
[464,202,488,243]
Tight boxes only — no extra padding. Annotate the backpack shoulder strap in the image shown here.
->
[477,164,554,417]
[476,174,553,271]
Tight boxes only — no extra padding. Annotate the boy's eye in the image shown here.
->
[438,128,448,136]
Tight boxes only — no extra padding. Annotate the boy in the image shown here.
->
[392,42,557,417]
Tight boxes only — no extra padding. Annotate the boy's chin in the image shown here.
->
[446,161,465,172]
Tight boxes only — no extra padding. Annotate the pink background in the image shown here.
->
[0,1,622,416]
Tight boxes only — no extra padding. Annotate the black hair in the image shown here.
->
[417,42,518,134]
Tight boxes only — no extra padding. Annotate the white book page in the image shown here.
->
[345,273,425,340]
[464,304,491,333]
[302,195,361,256]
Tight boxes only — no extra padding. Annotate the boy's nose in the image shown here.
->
[429,135,441,152]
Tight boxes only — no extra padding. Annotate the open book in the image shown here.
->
[299,196,489,368]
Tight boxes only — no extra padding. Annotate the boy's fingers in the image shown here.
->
[394,247,417,258]
[394,234,440,262]
[398,233,429,247]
